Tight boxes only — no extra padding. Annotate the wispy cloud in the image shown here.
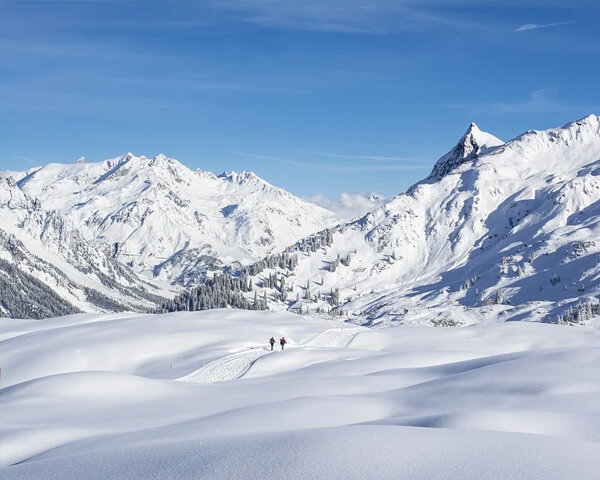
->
[229,150,429,186]
[514,21,574,32]
[2,87,180,115]
[312,151,426,164]
[445,88,594,115]
[213,0,484,34]
[229,151,297,164]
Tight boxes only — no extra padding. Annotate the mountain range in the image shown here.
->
[166,114,600,326]
[2,114,599,323]
[10,154,339,286]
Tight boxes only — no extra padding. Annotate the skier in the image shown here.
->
[269,337,275,351]
[280,336,287,350]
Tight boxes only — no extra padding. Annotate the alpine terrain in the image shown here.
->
[166,115,600,326]
[5,1,600,477]
[0,176,170,318]
[8,153,338,286]
[4,310,600,479]
[3,117,600,479]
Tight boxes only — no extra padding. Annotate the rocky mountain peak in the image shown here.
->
[428,123,503,180]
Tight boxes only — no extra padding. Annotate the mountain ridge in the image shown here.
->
[164,114,600,326]
[8,153,340,286]
[0,176,171,318]
[3,114,599,323]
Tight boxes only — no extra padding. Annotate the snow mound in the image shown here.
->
[3,310,600,478]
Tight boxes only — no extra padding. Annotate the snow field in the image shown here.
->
[178,326,363,383]
[3,310,600,478]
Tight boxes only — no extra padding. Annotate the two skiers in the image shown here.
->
[268,336,287,350]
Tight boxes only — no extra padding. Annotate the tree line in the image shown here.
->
[158,227,339,313]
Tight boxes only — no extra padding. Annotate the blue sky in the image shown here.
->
[1,0,599,198]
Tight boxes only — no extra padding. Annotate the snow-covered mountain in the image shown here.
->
[10,154,338,286]
[170,115,600,325]
[0,177,171,318]
[4,115,599,323]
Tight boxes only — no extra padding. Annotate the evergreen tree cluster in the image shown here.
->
[328,259,339,273]
[293,228,335,253]
[460,275,479,291]
[0,259,80,319]
[330,287,341,306]
[159,227,339,314]
[262,270,290,302]
[339,253,351,267]
[159,271,266,313]
[482,287,508,306]
[248,251,298,276]
[328,252,351,273]
[557,300,600,324]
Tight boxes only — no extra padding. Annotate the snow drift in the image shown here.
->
[3,310,600,478]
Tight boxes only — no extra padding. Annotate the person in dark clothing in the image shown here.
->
[280,336,287,350]
[269,337,275,351]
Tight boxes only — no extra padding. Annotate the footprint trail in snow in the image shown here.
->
[178,326,363,384]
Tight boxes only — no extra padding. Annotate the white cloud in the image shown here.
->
[230,151,430,181]
[514,21,574,32]
[213,0,483,34]
[446,88,591,115]
[312,151,425,164]
[307,192,386,221]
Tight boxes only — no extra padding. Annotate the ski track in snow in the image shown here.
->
[302,327,362,349]
[178,327,363,383]
[177,348,268,383]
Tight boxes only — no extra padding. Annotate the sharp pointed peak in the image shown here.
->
[460,122,503,148]
[425,123,503,181]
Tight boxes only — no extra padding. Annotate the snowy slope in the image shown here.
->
[3,310,600,478]
[188,115,600,325]
[0,177,171,317]
[10,154,338,285]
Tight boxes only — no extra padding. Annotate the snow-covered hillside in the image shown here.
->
[9,154,338,285]
[171,115,600,325]
[0,177,171,318]
[3,310,600,479]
